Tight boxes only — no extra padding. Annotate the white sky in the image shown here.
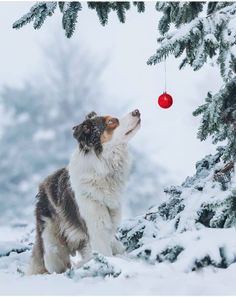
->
[0,2,223,183]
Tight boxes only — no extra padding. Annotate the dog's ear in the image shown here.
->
[86,111,97,120]
[73,124,85,141]
[72,124,82,141]
[72,123,91,141]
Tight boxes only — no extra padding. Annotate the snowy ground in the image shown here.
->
[1,224,236,296]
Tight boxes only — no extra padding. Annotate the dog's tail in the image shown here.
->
[27,225,48,275]
[27,193,48,275]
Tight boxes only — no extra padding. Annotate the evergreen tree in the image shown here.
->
[118,147,236,270]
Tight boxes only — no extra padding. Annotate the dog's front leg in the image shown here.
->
[109,207,125,255]
[79,198,113,256]
[109,207,122,232]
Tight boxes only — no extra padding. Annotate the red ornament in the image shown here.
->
[158,92,173,109]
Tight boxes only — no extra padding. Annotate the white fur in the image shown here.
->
[68,144,129,255]
[68,112,140,256]
[42,219,71,274]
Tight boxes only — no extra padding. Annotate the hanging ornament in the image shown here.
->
[158,92,173,109]
[158,56,173,109]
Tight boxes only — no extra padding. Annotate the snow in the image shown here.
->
[1,234,236,295]
[131,227,236,270]
[1,213,236,296]
[0,242,29,258]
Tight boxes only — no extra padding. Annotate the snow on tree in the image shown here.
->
[66,253,121,280]
[0,242,30,258]
[13,2,145,38]
[193,78,236,162]
[118,148,236,271]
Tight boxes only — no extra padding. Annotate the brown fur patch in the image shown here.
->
[101,116,119,144]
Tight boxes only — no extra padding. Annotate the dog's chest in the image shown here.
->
[68,146,129,209]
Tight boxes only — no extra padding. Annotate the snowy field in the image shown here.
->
[1,224,236,296]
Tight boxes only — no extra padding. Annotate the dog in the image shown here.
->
[28,109,141,275]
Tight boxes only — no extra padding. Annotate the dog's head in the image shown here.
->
[73,110,141,156]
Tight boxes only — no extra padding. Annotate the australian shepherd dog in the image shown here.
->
[28,109,141,274]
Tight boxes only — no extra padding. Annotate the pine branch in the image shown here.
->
[133,2,145,13]
[58,2,65,13]
[62,2,82,38]
[193,77,236,161]
[13,2,57,30]
[112,2,130,23]
[147,2,236,83]
[87,2,111,26]
[13,1,145,37]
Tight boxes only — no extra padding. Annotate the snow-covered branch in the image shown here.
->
[148,3,236,82]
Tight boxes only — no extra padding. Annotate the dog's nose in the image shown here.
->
[132,109,140,117]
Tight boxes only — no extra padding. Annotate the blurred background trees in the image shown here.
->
[0,36,166,224]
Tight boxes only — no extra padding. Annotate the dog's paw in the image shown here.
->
[111,238,125,255]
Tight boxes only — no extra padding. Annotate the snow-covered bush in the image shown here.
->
[66,253,121,280]
[0,242,30,258]
[119,147,236,271]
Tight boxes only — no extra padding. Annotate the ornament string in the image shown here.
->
[164,55,167,93]
[158,55,173,109]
